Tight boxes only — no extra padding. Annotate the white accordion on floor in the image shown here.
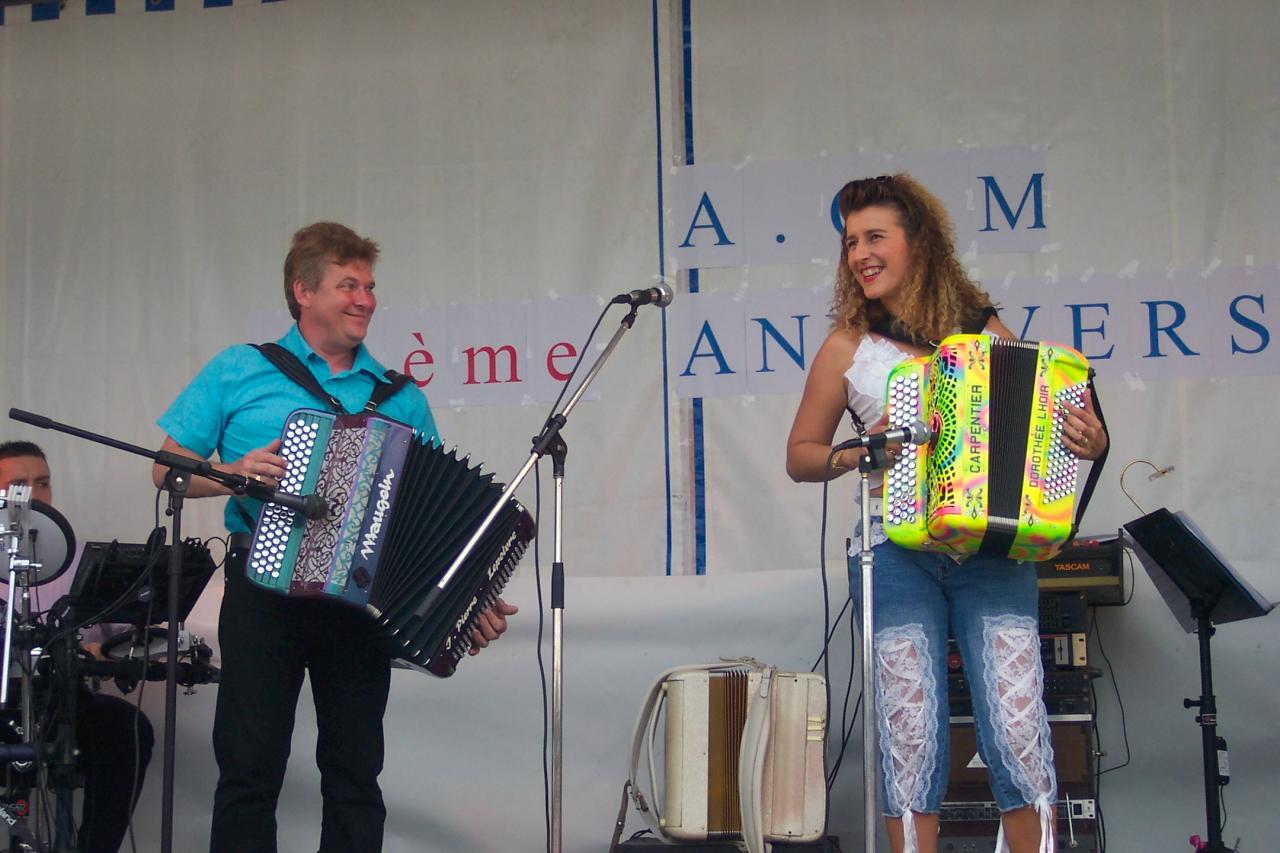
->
[624,659,827,853]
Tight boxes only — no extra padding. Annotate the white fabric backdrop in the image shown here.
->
[2,0,1278,850]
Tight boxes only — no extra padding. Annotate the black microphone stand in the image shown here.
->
[7,408,308,853]
[417,302,645,853]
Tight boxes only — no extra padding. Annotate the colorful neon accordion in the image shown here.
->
[246,409,534,676]
[883,334,1090,562]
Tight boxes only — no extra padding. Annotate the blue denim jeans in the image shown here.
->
[848,532,1057,821]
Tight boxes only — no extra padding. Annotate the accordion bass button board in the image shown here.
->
[246,408,535,677]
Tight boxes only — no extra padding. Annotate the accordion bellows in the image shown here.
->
[247,409,534,676]
[883,334,1090,562]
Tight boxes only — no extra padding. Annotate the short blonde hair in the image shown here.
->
[282,222,380,320]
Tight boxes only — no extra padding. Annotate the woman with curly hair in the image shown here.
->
[786,174,1107,853]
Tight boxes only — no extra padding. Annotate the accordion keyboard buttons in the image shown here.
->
[249,415,322,579]
[886,374,921,525]
[1045,383,1086,502]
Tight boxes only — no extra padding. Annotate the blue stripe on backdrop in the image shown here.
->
[681,0,707,575]
[681,2,695,165]
[650,0,676,577]
[0,0,286,26]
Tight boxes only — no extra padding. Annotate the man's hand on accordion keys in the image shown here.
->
[233,438,287,488]
[1060,388,1108,461]
[468,597,519,656]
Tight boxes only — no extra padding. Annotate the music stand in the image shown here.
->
[1123,508,1274,853]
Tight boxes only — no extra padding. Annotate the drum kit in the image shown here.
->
[0,483,218,852]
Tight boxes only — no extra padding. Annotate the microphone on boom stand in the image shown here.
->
[610,284,674,308]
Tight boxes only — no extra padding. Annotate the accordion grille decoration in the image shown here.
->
[883,334,1089,562]
[246,409,534,676]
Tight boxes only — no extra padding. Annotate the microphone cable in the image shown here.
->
[531,298,615,853]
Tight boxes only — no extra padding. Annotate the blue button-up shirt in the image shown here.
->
[157,324,437,533]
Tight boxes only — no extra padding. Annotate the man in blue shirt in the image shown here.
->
[153,223,516,852]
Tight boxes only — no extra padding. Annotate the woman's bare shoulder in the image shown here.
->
[816,325,861,361]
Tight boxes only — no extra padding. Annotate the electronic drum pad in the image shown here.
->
[0,495,76,586]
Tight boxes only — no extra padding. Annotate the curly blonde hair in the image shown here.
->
[830,173,992,342]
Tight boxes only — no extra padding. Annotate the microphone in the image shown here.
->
[833,420,933,453]
[239,478,329,521]
[8,408,53,430]
[611,283,674,308]
[267,490,329,521]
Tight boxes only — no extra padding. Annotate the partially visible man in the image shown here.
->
[0,441,51,504]
[152,222,517,852]
[0,440,156,853]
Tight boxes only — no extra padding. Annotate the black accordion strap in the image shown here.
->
[1070,370,1109,539]
[251,343,344,413]
[846,405,867,435]
[365,371,413,411]
[250,342,412,414]
[868,305,997,350]
[233,499,257,534]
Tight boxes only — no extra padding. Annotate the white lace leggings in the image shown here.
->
[850,542,1057,853]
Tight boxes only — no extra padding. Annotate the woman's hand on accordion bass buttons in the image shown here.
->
[832,412,898,473]
[468,597,520,656]
[868,412,902,464]
[1061,389,1108,461]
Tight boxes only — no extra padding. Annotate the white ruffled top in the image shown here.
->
[843,334,913,428]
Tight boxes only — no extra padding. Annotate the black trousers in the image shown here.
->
[209,546,392,853]
[77,691,155,853]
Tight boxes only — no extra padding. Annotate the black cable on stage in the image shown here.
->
[533,463,550,853]
[1092,610,1131,777]
[810,596,852,671]
[834,622,862,781]
[816,452,835,800]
